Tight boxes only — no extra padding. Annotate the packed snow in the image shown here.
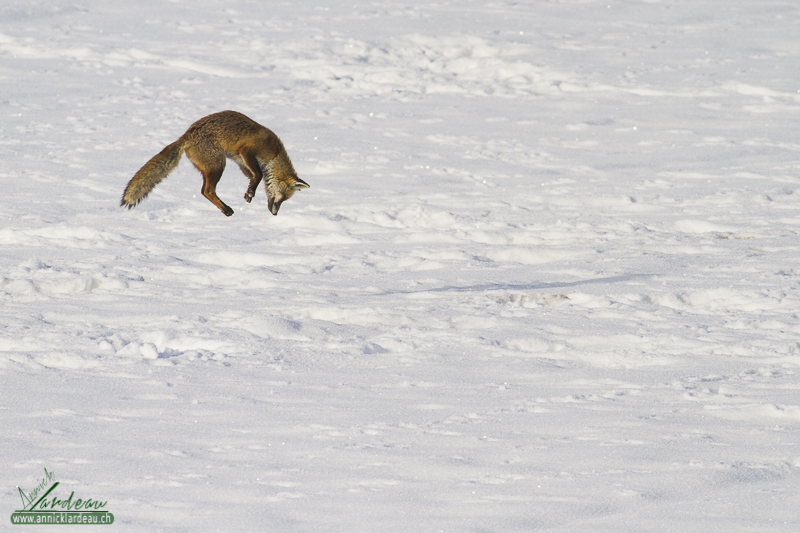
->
[2,0,800,531]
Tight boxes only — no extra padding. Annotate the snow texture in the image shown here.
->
[2,0,800,531]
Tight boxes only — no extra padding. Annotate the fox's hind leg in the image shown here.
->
[187,148,234,216]
[201,167,234,216]
[240,150,264,204]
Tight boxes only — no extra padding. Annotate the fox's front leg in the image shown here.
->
[240,151,263,203]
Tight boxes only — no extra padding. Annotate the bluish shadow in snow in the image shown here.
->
[383,273,652,295]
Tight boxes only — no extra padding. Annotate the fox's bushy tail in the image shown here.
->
[120,138,186,209]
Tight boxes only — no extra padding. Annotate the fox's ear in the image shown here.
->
[292,177,310,190]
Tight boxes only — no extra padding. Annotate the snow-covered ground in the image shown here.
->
[2,0,800,530]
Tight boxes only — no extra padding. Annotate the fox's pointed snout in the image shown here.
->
[268,196,281,216]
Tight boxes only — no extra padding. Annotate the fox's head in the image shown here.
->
[264,151,310,215]
[266,175,309,215]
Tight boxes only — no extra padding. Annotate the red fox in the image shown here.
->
[121,110,309,216]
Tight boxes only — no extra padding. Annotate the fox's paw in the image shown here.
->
[222,206,234,217]
[244,189,255,203]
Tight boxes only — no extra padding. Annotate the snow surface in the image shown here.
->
[2,0,800,531]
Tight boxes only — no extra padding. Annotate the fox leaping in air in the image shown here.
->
[121,110,309,216]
